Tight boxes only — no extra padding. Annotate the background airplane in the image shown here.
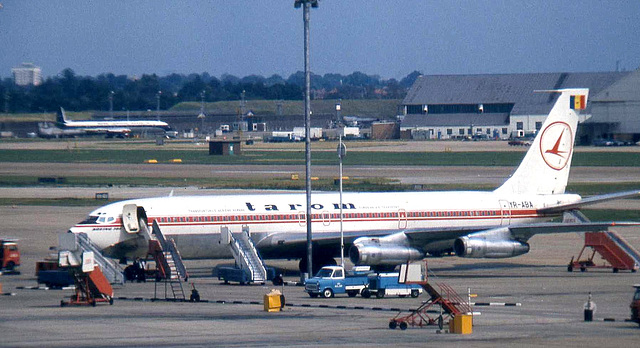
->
[46,108,172,138]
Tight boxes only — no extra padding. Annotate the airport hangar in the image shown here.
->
[400,70,640,144]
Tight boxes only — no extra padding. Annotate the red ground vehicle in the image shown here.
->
[631,285,640,327]
[0,239,21,273]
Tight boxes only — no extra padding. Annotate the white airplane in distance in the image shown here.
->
[55,108,172,137]
[68,88,640,272]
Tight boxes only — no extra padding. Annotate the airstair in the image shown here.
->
[150,221,187,300]
[390,262,472,330]
[569,230,640,273]
[58,232,123,306]
[60,232,124,285]
[221,226,267,284]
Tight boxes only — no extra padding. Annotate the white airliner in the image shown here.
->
[68,89,640,271]
[55,108,171,137]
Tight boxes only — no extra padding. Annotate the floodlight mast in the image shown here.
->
[295,0,318,278]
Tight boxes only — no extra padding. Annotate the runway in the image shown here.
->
[3,162,640,185]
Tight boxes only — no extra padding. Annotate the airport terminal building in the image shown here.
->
[401,70,640,144]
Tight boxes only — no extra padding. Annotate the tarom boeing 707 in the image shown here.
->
[68,88,640,272]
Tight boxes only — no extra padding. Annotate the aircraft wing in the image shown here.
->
[405,221,640,243]
[257,221,640,253]
[538,190,640,214]
[506,221,640,241]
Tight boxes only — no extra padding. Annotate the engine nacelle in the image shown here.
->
[349,232,424,265]
[453,236,530,258]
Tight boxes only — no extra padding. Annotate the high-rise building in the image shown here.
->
[12,63,42,86]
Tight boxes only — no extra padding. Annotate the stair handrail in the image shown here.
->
[168,238,188,280]
[229,236,254,278]
[76,233,124,285]
[606,230,640,265]
[238,230,267,280]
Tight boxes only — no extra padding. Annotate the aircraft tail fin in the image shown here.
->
[494,88,589,195]
[56,107,69,125]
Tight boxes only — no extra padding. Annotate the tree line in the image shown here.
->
[0,69,422,113]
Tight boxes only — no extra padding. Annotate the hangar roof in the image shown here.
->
[403,72,630,115]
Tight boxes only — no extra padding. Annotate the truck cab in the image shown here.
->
[304,266,371,298]
[0,239,20,273]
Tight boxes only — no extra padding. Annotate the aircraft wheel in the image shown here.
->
[567,265,573,272]
[389,321,398,330]
[322,288,334,298]
[109,297,114,305]
[272,275,284,286]
[613,268,619,273]
[399,322,408,330]
[438,315,444,330]
[580,267,586,272]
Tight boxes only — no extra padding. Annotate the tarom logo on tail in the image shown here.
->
[494,89,588,195]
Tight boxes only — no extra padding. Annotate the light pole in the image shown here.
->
[198,90,206,135]
[295,0,318,278]
[337,134,346,268]
[109,91,114,119]
[156,91,162,121]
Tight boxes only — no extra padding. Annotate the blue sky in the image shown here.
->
[1,1,639,79]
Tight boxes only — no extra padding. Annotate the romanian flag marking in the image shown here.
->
[570,95,586,110]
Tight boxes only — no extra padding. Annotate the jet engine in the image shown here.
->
[349,232,424,266]
[453,236,530,258]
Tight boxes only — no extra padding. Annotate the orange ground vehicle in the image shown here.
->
[631,285,640,327]
[0,239,21,273]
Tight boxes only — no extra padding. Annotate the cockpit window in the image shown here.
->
[78,216,99,225]
[97,217,106,223]
[107,217,115,223]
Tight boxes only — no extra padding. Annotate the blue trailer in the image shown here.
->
[361,272,422,298]
[216,266,278,285]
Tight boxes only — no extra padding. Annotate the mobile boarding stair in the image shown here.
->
[219,226,268,284]
[58,232,124,306]
[569,230,640,273]
[566,211,640,273]
[150,221,188,301]
[389,262,472,330]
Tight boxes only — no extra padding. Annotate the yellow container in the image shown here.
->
[145,159,158,164]
[450,314,473,334]
[264,290,283,312]
[170,159,183,163]
[291,174,299,180]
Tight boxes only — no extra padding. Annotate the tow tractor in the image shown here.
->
[0,239,20,274]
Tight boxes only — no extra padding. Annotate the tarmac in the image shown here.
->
[2,204,640,347]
